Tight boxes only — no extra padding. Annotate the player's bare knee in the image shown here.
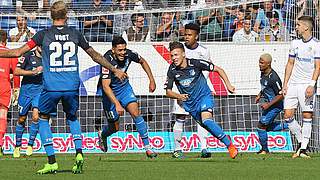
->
[302,112,313,119]
[283,110,295,120]
[18,116,27,125]
[257,122,267,130]
[175,114,186,120]
[39,113,50,120]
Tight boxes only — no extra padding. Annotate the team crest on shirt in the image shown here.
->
[102,67,110,74]
[18,57,25,63]
[189,69,195,76]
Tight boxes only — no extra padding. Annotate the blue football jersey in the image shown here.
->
[165,58,214,109]
[17,51,43,96]
[260,69,283,108]
[98,49,141,95]
[31,25,90,91]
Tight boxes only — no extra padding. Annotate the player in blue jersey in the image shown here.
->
[97,36,157,158]
[0,1,127,174]
[165,42,238,159]
[12,47,43,158]
[255,53,288,154]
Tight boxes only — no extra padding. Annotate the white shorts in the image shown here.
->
[171,99,189,115]
[284,84,315,112]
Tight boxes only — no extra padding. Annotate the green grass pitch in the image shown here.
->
[0,152,319,180]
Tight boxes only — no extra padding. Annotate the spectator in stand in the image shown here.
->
[16,0,45,13]
[9,16,36,42]
[232,15,258,43]
[83,0,113,42]
[259,11,289,42]
[122,13,150,42]
[0,0,14,12]
[112,0,132,36]
[254,0,283,33]
[224,7,245,41]
[155,12,179,41]
[196,8,223,41]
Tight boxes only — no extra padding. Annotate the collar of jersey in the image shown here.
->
[185,43,199,50]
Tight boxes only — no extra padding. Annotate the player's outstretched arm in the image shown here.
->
[213,65,235,93]
[102,79,125,116]
[14,66,43,76]
[85,47,128,81]
[282,57,295,95]
[166,89,189,101]
[0,44,32,58]
[139,57,156,93]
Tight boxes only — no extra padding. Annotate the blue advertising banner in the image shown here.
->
[2,131,293,154]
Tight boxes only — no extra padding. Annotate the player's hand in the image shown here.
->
[149,80,156,93]
[305,86,315,98]
[113,69,128,81]
[260,102,270,110]
[12,88,20,106]
[227,84,235,94]
[115,104,125,116]
[255,95,260,103]
[280,86,288,96]
[178,94,189,101]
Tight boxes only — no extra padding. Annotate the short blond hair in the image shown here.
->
[260,53,272,62]
[50,1,67,20]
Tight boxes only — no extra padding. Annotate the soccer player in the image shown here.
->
[172,23,215,158]
[255,53,288,154]
[97,36,157,158]
[0,1,127,174]
[12,47,43,158]
[282,16,320,158]
[165,41,238,159]
[0,29,20,156]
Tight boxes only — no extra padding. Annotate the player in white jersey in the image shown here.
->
[172,23,216,158]
[282,16,320,158]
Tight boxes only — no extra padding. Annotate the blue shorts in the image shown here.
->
[185,95,215,124]
[39,90,79,118]
[18,93,40,116]
[260,107,282,126]
[102,85,137,122]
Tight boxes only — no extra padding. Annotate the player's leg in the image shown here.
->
[98,94,120,152]
[37,90,59,174]
[62,91,84,174]
[257,108,282,154]
[171,100,187,158]
[126,101,157,158]
[14,95,32,157]
[0,105,8,156]
[26,107,40,156]
[27,94,41,156]
[283,86,302,158]
[197,124,211,158]
[197,96,237,159]
[297,85,315,158]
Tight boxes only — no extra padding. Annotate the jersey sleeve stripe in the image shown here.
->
[26,39,37,49]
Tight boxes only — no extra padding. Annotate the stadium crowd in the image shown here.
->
[0,0,319,42]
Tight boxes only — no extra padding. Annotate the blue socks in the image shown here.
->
[39,118,54,156]
[267,122,288,131]
[15,123,25,147]
[202,119,231,147]
[134,116,150,147]
[67,119,82,150]
[28,121,39,146]
[257,128,268,151]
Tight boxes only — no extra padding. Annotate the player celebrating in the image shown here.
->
[165,41,238,159]
[171,23,214,158]
[255,53,288,154]
[12,47,43,158]
[0,1,127,174]
[282,16,320,158]
[97,36,157,158]
[0,29,20,156]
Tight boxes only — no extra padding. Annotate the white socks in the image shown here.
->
[286,118,303,143]
[197,123,208,150]
[173,119,184,151]
[301,118,312,149]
